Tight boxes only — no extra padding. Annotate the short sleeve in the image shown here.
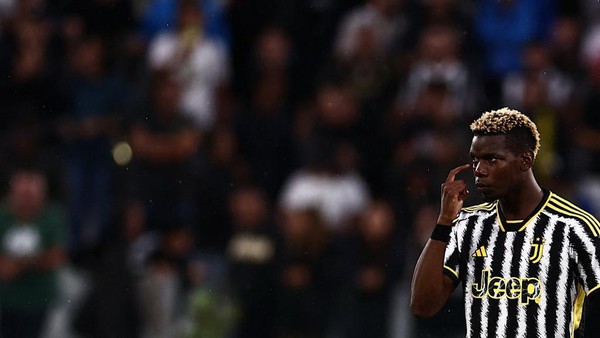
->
[443,223,461,287]
[572,222,600,296]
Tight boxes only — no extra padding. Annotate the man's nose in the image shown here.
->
[473,162,487,176]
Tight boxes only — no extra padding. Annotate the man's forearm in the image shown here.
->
[410,238,454,318]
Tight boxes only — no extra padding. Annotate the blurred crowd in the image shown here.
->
[2,0,600,337]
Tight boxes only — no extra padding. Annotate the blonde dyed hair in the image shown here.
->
[470,107,541,158]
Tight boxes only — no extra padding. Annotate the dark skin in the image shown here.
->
[410,134,543,317]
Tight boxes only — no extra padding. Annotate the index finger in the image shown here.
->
[446,164,471,183]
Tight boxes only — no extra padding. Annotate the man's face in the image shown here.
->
[9,172,46,219]
[469,134,523,200]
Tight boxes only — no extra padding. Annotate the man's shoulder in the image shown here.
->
[545,192,598,220]
[545,192,600,237]
[451,201,497,228]
[460,201,497,215]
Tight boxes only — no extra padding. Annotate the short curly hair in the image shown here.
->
[470,107,541,158]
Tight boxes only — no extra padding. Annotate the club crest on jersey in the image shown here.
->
[529,237,545,264]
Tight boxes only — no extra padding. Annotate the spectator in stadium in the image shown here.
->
[386,70,472,211]
[129,70,201,232]
[330,8,396,105]
[333,0,407,63]
[405,0,473,50]
[281,81,372,231]
[398,24,476,118]
[293,82,364,157]
[233,27,296,201]
[0,114,64,201]
[550,16,584,78]
[330,0,408,128]
[237,26,292,101]
[570,50,600,218]
[58,0,141,81]
[336,200,404,338]
[194,126,252,251]
[474,0,556,108]
[274,208,339,337]
[0,2,63,128]
[279,138,370,234]
[502,41,575,184]
[71,201,144,337]
[147,0,230,130]
[0,169,67,338]
[411,108,600,337]
[503,42,574,113]
[138,0,231,50]
[138,225,195,338]
[574,20,600,176]
[57,35,129,256]
[268,0,360,103]
[226,185,279,338]
[58,0,135,43]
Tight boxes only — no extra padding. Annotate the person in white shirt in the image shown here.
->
[147,0,229,130]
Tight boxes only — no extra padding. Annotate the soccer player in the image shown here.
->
[411,108,600,337]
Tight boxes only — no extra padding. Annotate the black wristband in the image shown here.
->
[430,224,452,243]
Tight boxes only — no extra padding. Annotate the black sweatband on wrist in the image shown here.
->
[430,224,452,243]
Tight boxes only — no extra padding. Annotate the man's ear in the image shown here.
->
[520,150,534,171]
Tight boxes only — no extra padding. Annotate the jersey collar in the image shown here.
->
[496,189,551,232]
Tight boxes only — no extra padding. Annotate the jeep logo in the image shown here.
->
[471,270,541,305]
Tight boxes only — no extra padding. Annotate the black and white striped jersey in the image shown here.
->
[443,189,600,338]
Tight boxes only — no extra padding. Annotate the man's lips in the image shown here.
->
[475,182,489,190]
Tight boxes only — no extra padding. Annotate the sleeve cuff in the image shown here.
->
[588,284,600,296]
[443,266,460,287]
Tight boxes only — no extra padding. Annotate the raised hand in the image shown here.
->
[438,164,471,225]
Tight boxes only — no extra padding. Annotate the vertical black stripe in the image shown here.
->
[498,231,523,337]
[524,220,542,338]
[464,214,488,337]
[545,217,566,337]
[571,230,598,291]
[486,225,507,336]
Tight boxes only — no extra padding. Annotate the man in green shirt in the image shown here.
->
[0,169,67,338]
